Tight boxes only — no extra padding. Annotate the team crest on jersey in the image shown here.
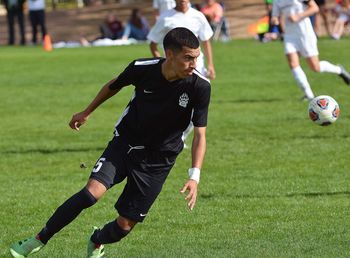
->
[179,93,189,108]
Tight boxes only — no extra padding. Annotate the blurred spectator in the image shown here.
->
[122,8,149,40]
[153,0,175,20]
[258,0,282,42]
[3,0,26,45]
[100,12,124,40]
[28,0,47,44]
[200,0,229,40]
[331,0,350,39]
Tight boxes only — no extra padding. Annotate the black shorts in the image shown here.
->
[315,0,325,6]
[90,136,177,222]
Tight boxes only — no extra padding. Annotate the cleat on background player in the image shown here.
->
[87,227,105,258]
[339,65,350,85]
[10,236,44,258]
[300,95,313,102]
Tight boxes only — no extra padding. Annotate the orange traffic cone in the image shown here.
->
[43,34,53,52]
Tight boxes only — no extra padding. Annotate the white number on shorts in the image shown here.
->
[92,157,106,173]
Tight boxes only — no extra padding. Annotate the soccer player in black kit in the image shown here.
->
[10,27,211,258]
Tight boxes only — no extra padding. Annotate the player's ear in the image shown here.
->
[165,48,174,59]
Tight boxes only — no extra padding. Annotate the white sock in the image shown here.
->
[291,66,314,99]
[319,61,341,74]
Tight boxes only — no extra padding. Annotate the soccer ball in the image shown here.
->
[308,95,340,126]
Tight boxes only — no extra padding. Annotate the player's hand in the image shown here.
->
[288,14,301,23]
[69,111,89,131]
[206,65,216,80]
[180,179,198,211]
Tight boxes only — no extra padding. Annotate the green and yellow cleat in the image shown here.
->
[87,227,105,258]
[10,236,44,257]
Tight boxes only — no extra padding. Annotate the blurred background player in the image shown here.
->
[153,0,176,20]
[272,0,350,101]
[148,0,215,80]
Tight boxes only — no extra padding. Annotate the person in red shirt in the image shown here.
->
[100,12,124,40]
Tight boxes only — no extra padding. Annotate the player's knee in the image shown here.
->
[86,179,107,200]
[78,187,98,208]
[311,65,320,73]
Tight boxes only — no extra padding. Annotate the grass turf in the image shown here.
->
[1,38,350,257]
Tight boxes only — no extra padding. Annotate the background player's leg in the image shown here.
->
[287,53,314,100]
[306,56,350,85]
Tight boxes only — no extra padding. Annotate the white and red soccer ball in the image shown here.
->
[308,95,340,126]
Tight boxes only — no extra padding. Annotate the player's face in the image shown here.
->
[171,46,200,78]
[175,0,190,10]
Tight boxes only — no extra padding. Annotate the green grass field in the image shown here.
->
[1,38,350,258]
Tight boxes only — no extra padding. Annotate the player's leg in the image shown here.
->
[306,56,350,85]
[287,52,314,100]
[10,180,104,257]
[87,216,136,258]
[86,149,177,257]
[10,137,125,257]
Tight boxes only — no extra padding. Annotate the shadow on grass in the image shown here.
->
[2,147,105,155]
[201,191,350,199]
[212,98,282,104]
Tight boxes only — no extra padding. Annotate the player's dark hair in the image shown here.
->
[163,27,199,52]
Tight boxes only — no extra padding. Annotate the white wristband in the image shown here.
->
[188,168,200,183]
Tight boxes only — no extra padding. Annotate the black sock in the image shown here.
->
[38,187,97,244]
[91,221,130,244]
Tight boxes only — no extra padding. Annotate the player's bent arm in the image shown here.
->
[202,40,216,80]
[150,41,161,58]
[180,126,207,210]
[69,79,121,130]
[289,0,319,22]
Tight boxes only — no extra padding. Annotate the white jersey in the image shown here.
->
[272,0,316,40]
[153,0,176,15]
[147,7,213,75]
[28,0,45,10]
[148,7,213,43]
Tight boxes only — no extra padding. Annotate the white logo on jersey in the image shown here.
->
[179,93,189,108]
[144,89,153,94]
[140,213,147,217]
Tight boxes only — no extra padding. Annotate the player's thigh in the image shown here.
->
[115,151,177,222]
[286,52,300,69]
[89,136,128,190]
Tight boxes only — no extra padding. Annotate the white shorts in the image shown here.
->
[196,51,207,77]
[284,36,319,58]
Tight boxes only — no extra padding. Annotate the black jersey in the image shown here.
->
[109,57,211,153]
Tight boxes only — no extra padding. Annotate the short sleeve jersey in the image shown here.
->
[272,0,315,39]
[153,0,176,15]
[147,8,213,44]
[109,58,211,153]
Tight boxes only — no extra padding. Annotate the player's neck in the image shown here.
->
[161,61,180,81]
[175,5,189,13]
